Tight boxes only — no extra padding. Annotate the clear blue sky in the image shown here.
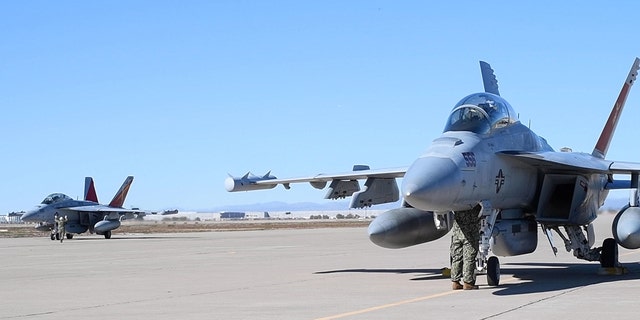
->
[2,1,639,213]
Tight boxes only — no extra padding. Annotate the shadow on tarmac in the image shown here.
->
[491,262,640,296]
[315,268,448,281]
[67,235,200,241]
[315,262,640,296]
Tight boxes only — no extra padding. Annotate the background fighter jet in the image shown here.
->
[227,58,640,286]
[21,176,177,240]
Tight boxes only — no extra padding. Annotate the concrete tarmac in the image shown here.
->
[2,213,640,320]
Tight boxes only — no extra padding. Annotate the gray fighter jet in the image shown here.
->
[226,58,640,285]
[21,176,176,239]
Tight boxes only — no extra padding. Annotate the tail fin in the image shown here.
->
[480,61,500,96]
[84,177,99,203]
[109,176,134,208]
[592,57,640,158]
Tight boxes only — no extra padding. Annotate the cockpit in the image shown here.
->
[444,92,517,134]
[41,193,72,205]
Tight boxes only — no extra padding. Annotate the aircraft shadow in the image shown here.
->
[491,262,640,296]
[70,235,199,241]
[315,268,448,282]
[315,262,640,295]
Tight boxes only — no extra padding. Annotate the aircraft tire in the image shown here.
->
[487,256,500,286]
[104,231,111,239]
[600,238,618,268]
[50,234,55,241]
[55,233,60,241]
[66,233,73,240]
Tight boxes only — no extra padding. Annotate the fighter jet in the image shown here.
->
[21,176,176,240]
[226,58,640,286]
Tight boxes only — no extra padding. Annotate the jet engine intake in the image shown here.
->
[612,205,640,249]
[368,207,452,249]
[94,220,121,233]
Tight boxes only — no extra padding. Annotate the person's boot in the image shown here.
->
[463,282,478,290]
[452,281,463,290]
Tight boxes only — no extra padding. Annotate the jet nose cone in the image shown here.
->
[21,206,42,222]
[402,157,461,211]
[21,210,36,222]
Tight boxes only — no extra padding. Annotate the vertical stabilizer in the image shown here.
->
[592,57,640,159]
[84,177,99,203]
[109,176,134,208]
[480,61,500,96]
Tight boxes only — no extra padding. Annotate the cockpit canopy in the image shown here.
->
[41,193,72,205]
[444,92,518,134]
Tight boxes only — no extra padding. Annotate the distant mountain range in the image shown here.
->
[189,200,402,213]
[185,196,631,213]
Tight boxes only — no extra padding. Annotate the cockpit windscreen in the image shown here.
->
[444,93,517,134]
[41,193,72,205]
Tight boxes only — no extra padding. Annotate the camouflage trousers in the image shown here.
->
[450,231,479,284]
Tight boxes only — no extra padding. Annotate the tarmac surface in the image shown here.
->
[2,213,640,320]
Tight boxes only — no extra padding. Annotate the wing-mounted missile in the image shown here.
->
[225,172,278,192]
[350,177,399,209]
[368,207,452,249]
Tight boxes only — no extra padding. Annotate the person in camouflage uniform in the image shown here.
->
[450,204,481,290]
[57,215,68,243]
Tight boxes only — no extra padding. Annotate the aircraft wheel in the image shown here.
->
[55,233,60,241]
[600,238,618,268]
[50,234,55,241]
[486,256,500,286]
[104,231,112,239]
[66,233,73,240]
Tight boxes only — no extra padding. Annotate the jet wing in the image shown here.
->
[500,151,640,174]
[609,161,640,173]
[499,151,640,190]
[259,167,407,185]
[226,166,408,208]
[63,205,177,217]
[498,151,613,173]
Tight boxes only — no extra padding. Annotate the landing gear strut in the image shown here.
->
[477,201,500,287]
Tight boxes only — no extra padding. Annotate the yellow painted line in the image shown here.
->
[315,276,519,320]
